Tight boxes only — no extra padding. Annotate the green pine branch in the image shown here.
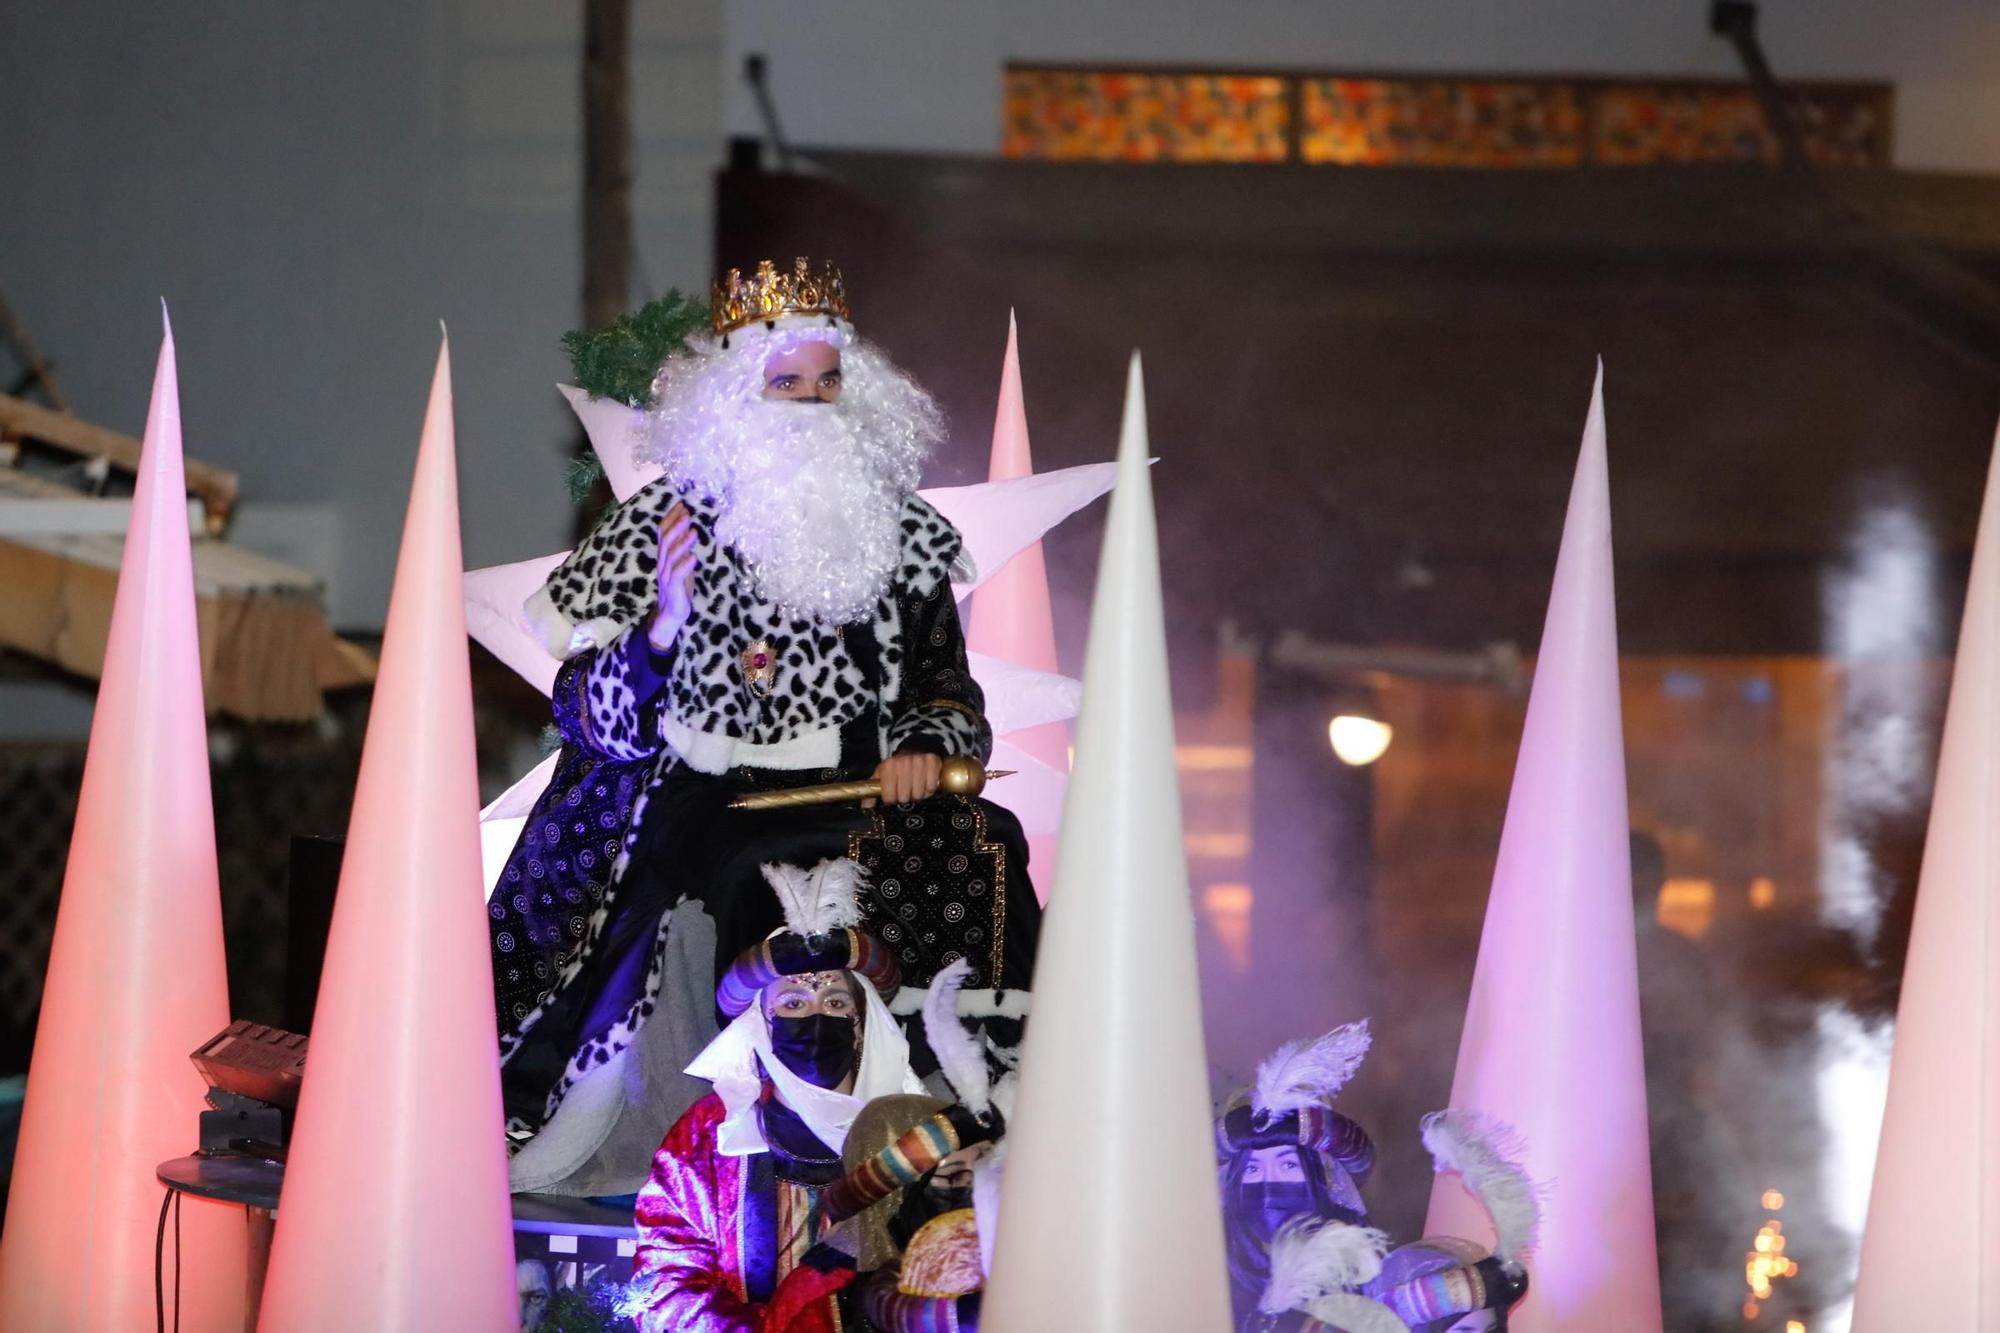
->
[565,453,607,504]
[531,1285,634,1332]
[560,290,711,407]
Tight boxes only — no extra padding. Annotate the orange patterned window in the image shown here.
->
[1301,78,1585,167]
[1592,84,1889,167]
[1002,68,1291,163]
[1004,66,1891,169]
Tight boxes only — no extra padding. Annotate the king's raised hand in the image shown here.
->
[648,502,699,652]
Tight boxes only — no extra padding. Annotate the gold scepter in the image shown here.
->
[727,754,1014,811]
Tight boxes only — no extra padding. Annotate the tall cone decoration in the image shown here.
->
[1851,424,2000,1329]
[982,355,1232,1331]
[0,309,247,1330]
[968,315,1065,753]
[1423,365,1661,1331]
[256,338,517,1330]
[967,314,1066,896]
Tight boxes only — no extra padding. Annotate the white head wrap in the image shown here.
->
[684,973,926,1157]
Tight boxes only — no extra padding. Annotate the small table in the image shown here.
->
[156,1153,283,1332]
[156,1155,642,1331]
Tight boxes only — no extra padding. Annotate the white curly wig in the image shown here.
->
[641,319,946,623]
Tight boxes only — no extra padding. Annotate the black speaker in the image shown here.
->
[191,1020,307,1110]
[190,1019,307,1153]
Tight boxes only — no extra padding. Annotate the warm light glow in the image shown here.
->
[1183,833,1252,859]
[1750,876,1778,910]
[1200,883,1254,973]
[1786,1323,1806,1333]
[1174,743,1254,771]
[1762,1188,1785,1210]
[1327,714,1393,766]
[1659,878,1716,939]
[1204,883,1253,911]
[1745,1213,1801,1310]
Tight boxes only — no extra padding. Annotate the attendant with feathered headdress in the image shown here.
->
[1219,1024,1539,1332]
[626,858,927,1333]
[1217,1019,1380,1317]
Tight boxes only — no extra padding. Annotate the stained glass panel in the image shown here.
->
[1003,67,1892,170]
[1001,68,1291,163]
[1302,79,1585,167]
[1593,85,1890,168]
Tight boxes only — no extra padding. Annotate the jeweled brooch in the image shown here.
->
[742,638,779,697]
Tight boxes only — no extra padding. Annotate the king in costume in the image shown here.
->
[489,261,1041,1196]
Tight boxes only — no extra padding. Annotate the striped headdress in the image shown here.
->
[715,859,901,1017]
[1217,1019,1378,1184]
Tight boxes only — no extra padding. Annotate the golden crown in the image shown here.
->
[710,257,850,336]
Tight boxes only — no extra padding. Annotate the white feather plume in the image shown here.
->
[1421,1109,1542,1263]
[1259,1216,1390,1315]
[1253,1019,1373,1122]
[1301,1292,1411,1333]
[923,958,991,1116]
[971,1138,1007,1278]
[759,858,866,938]
[989,1068,1018,1123]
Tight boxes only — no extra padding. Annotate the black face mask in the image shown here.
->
[769,1013,858,1089]
[1238,1182,1315,1246]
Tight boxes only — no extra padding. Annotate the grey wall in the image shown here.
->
[724,0,2000,172]
[13,0,2000,635]
[3,0,721,629]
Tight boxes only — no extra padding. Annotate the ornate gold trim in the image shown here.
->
[965,797,1009,987]
[918,697,984,723]
[844,808,884,868]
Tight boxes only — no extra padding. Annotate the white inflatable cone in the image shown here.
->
[1851,423,2000,1329]
[981,354,1233,1331]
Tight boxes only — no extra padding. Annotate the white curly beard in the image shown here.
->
[644,327,942,625]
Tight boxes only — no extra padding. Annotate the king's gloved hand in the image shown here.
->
[647,501,698,652]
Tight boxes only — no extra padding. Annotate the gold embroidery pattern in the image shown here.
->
[969,799,1009,986]
[846,795,1009,987]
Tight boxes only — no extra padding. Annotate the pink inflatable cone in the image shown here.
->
[967,314,1067,894]
[1851,423,2000,1329]
[968,314,1064,735]
[982,355,1233,1331]
[0,310,246,1331]
[1423,365,1662,1331]
[256,337,517,1330]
